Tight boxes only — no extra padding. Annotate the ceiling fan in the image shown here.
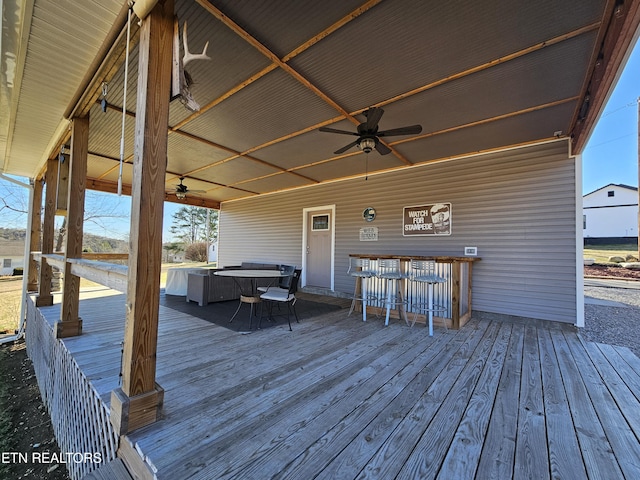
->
[319,107,422,155]
[173,177,205,200]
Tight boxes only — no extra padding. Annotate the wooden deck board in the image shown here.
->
[551,329,625,479]
[515,324,549,479]
[30,290,640,480]
[538,328,588,479]
[567,335,640,478]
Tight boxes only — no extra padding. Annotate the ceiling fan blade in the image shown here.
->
[375,141,391,155]
[319,126,358,136]
[334,140,359,154]
[377,124,422,137]
[364,107,384,131]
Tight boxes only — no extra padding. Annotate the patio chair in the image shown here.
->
[259,269,302,331]
[257,264,295,294]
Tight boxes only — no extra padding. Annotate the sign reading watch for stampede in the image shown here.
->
[403,203,451,236]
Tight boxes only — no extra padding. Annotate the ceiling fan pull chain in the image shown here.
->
[118,6,132,196]
[365,153,368,181]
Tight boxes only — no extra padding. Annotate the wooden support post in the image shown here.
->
[35,158,58,307]
[56,149,70,215]
[110,0,173,435]
[27,179,43,292]
[451,260,461,330]
[55,116,89,338]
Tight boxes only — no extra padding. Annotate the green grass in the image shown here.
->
[583,243,639,264]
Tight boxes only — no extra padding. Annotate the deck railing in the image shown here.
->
[26,298,119,480]
[26,252,128,479]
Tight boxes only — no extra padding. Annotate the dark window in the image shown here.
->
[608,191,615,197]
[312,214,330,231]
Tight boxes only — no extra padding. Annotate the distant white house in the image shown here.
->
[583,183,638,240]
[0,241,25,276]
[208,242,218,263]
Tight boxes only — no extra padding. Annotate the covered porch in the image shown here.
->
[4,1,640,478]
[26,287,640,479]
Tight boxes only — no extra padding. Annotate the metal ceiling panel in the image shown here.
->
[197,156,284,185]
[255,129,355,171]
[169,1,274,126]
[289,0,605,112]
[178,68,339,152]
[396,103,577,164]
[296,151,405,181]
[202,185,256,203]
[89,156,135,186]
[373,32,596,138]
[88,105,136,162]
[233,170,318,194]
[197,0,366,57]
[166,132,232,175]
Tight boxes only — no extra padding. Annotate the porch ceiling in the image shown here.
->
[1,0,639,208]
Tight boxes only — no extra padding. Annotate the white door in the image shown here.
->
[305,209,333,288]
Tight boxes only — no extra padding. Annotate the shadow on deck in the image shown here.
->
[25,288,640,479]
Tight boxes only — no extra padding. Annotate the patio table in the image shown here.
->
[214,269,289,325]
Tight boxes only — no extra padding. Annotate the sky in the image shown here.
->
[581,39,640,195]
[1,38,639,241]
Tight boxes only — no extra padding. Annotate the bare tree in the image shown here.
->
[0,177,130,248]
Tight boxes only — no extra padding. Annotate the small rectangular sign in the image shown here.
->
[359,226,379,241]
[403,203,451,236]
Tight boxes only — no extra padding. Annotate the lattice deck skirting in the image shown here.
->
[26,298,118,480]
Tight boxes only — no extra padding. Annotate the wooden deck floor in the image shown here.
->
[34,288,640,479]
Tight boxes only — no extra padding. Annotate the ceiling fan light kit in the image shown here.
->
[173,176,206,200]
[358,138,376,153]
[319,107,422,157]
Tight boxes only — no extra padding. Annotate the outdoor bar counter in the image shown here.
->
[349,254,481,329]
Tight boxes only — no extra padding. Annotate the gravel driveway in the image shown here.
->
[583,279,640,358]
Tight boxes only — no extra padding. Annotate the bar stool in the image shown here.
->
[347,257,378,322]
[409,260,447,336]
[377,258,409,326]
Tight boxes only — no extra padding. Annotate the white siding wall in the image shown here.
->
[219,140,578,323]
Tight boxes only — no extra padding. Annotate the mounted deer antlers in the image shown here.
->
[182,21,210,67]
[172,19,211,112]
